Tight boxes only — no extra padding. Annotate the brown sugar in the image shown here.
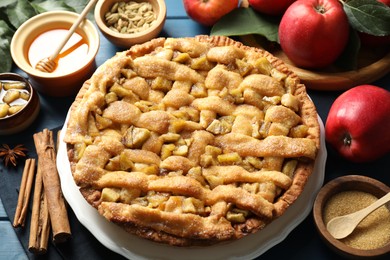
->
[323,190,390,250]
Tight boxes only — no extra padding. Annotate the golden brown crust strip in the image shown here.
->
[98,202,235,241]
[215,133,317,160]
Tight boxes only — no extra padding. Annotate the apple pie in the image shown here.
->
[64,35,320,246]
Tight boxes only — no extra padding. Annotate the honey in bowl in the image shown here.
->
[28,29,89,74]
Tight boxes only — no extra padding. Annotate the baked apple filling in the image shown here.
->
[64,36,320,246]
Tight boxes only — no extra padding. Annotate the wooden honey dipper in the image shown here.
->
[35,0,97,73]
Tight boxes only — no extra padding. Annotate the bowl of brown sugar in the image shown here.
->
[313,175,390,259]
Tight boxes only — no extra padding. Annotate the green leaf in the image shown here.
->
[62,0,90,13]
[0,0,16,8]
[0,20,14,72]
[0,41,12,73]
[30,0,76,13]
[0,20,14,39]
[342,0,390,36]
[5,0,37,29]
[31,0,94,18]
[64,0,95,21]
[29,0,94,21]
[211,7,280,43]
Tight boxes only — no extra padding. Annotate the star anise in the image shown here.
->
[0,144,28,167]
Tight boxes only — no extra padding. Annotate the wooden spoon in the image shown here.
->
[35,0,97,73]
[326,192,390,239]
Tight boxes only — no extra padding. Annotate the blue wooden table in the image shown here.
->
[1,0,390,259]
[0,201,27,259]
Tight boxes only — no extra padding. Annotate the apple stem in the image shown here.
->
[343,133,352,147]
[314,5,326,14]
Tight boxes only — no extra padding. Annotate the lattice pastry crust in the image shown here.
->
[64,35,320,246]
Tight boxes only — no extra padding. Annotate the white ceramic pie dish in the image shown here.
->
[57,113,326,259]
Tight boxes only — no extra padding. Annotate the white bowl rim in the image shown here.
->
[10,10,100,79]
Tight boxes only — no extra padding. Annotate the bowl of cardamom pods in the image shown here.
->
[95,0,166,48]
[0,73,40,135]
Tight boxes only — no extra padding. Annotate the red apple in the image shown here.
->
[325,85,390,163]
[358,0,390,47]
[278,0,350,68]
[183,0,239,26]
[248,0,296,16]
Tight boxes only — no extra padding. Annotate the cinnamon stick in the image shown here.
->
[33,129,71,243]
[13,158,36,227]
[28,165,50,254]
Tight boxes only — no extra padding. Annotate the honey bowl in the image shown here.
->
[94,0,166,48]
[10,11,100,97]
[0,73,40,135]
[313,175,390,259]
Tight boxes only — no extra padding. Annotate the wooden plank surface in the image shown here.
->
[0,199,27,260]
[0,222,28,260]
[0,200,6,218]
